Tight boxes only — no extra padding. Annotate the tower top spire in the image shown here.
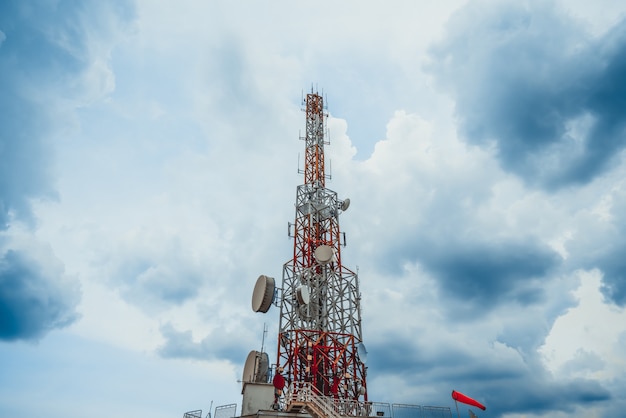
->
[302,91,329,188]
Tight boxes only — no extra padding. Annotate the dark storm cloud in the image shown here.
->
[479,375,610,416]
[367,333,522,382]
[422,240,558,307]
[427,1,626,189]
[0,1,134,341]
[368,331,610,416]
[0,247,80,341]
[597,245,626,306]
[599,374,626,416]
[388,237,560,314]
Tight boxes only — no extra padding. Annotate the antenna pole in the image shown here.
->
[276,89,367,401]
[260,323,267,354]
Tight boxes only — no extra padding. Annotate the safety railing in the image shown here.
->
[285,382,383,417]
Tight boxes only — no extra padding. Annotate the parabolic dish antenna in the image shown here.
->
[242,350,258,386]
[252,275,275,313]
[296,285,310,305]
[242,350,270,387]
[341,198,351,211]
[314,245,333,265]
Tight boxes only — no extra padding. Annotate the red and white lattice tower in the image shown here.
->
[278,90,367,401]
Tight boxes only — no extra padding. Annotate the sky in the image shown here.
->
[2,1,626,417]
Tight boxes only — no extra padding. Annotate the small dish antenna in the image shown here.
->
[242,351,257,386]
[252,275,275,313]
[242,350,269,388]
[314,245,333,265]
[340,198,350,211]
[296,285,310,305]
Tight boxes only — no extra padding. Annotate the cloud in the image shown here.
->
[157,322,251,366]
[394,238,561,313]
[540,269,626,385]
[0,0,135,342]
[560,350,605,377]
[593,188,626,305]
[0,74,56,229]
[487,377,610,416]
[0,1,135,228]
[101,232,205,310]
[331,101,615,415]
[560,180,626,307]
[427,0,626,189]
[339,110,563,315]
[366,326,610,416]
[597,246,626,305]
[0,236,80,341]
[157,323,213,360]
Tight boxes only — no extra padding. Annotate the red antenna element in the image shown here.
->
[276,89,367,402]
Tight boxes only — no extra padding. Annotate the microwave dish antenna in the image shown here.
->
[242,350,269,388]
[296,285,310,305]
[314,245,334,265]
[252,275,275,313]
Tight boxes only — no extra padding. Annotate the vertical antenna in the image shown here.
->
[260,323,267,354]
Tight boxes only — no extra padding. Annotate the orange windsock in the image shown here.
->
[451,390,486,411]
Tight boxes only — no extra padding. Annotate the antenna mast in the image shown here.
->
[210,88,454,418]
[276,88,367,400]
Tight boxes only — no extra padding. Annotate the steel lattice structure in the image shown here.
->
[276,90,367,402]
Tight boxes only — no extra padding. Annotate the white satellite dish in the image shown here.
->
[314,245,333,265]
[251,275,275,313]
[341,198,351,211]
[242,350,258,385]
[242,350,270,388]
[296,285,310,305]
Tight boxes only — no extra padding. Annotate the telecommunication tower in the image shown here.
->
[194,89,455,418]
[251,89,367,407]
